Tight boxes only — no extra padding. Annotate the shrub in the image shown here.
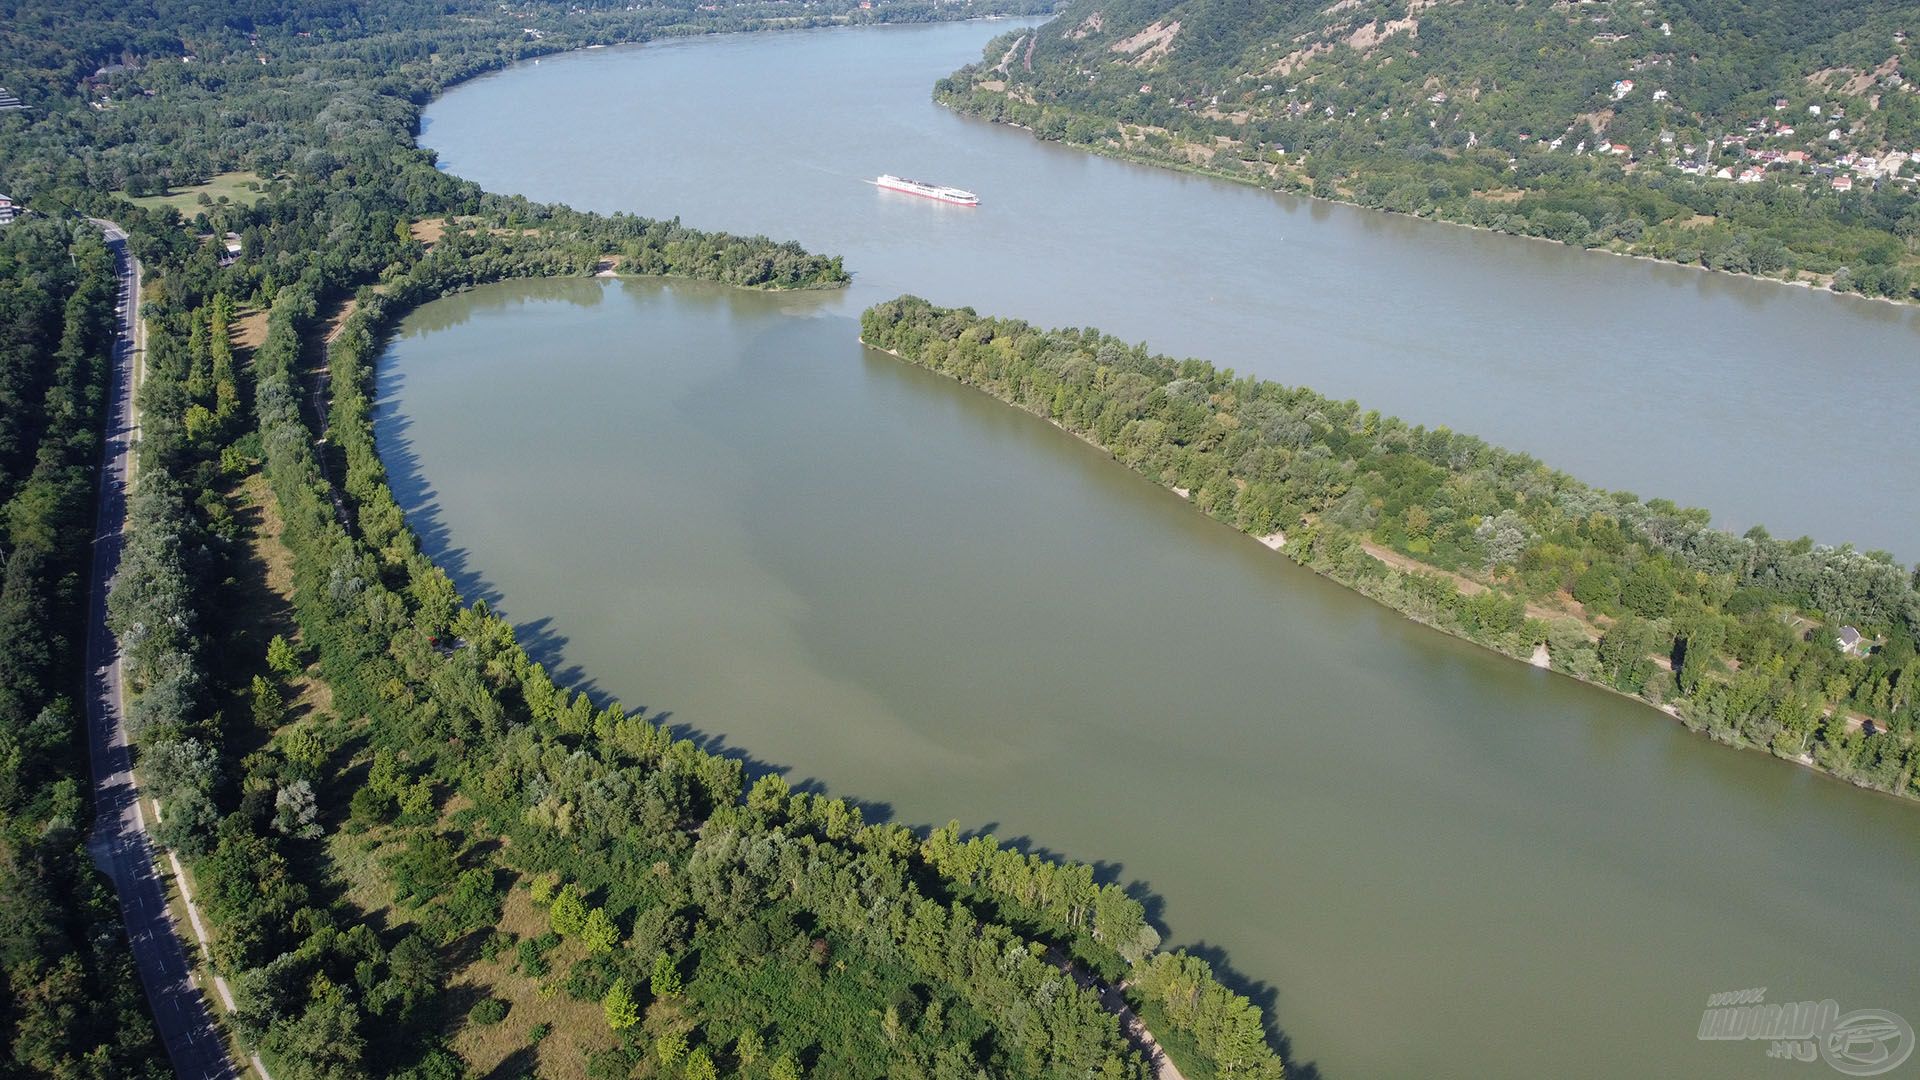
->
[467,998,508,1026]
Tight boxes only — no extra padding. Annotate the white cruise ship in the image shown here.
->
[869,174,979,206]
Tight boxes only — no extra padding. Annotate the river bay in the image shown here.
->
[420,21,1920,557]
[378,276,1920,1079]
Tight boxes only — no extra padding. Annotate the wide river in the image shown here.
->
[398,23,1920,1080]
[420,21,1920,557]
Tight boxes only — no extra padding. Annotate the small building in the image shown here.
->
[0,87,24,111]
[1836,626,1864,654]
[0,195,18,226]
[1832,175,1853,192]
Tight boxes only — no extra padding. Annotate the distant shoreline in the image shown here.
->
[941,97,1918,312]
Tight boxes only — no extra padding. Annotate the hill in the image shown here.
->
[937,0,1920,298]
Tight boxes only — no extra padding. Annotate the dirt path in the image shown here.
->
[303,296,356,527]
[1049,957,1187,1080]
[995,33,1026,74]
[1358,539,1593,629]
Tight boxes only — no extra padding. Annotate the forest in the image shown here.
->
[935,0,1920,298]
[860,295,1920,799]
[0,0,1286,1076]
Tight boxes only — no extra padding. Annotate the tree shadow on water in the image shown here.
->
[952,830,1323,1078]
[666,724,896,825]
[372,372,506,611]
[510,615,597,698]
[1182,938,1324,1080]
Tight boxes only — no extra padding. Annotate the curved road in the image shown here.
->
[82,220,240,1080]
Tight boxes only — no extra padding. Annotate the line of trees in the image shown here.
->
[860,295,1920,798]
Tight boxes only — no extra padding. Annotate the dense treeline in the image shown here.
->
[0,219,168,1075]
[0,0,1052,202]
[861,295,1920,798]
[937,0,1920,299]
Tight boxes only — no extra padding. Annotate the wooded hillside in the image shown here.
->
[938,0,1920,297]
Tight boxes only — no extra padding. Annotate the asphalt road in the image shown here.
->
[82,220,240,1080]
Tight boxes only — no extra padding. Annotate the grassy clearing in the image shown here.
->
[448,884,617,1079]
[127,170,266,216]
[232,307,270,354]
[408,218,448,248]
[324,822,413,926]
[318,782,616,1078]
[233,471,334,719]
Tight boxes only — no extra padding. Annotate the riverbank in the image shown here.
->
[859,299,1920,805]
[412,11,1052,147]
[935,92,1919,310]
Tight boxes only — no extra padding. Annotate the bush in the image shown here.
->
[266,634,302,680]
[517,934,557,978]
[348,784,395,828]
[468,997,508,1026]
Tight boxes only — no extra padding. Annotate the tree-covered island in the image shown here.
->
[862,294,1920,799]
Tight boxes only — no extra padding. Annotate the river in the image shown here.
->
[419,21,1920,558]
[377,275,1919,1080]
[401,20,1920,1079]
